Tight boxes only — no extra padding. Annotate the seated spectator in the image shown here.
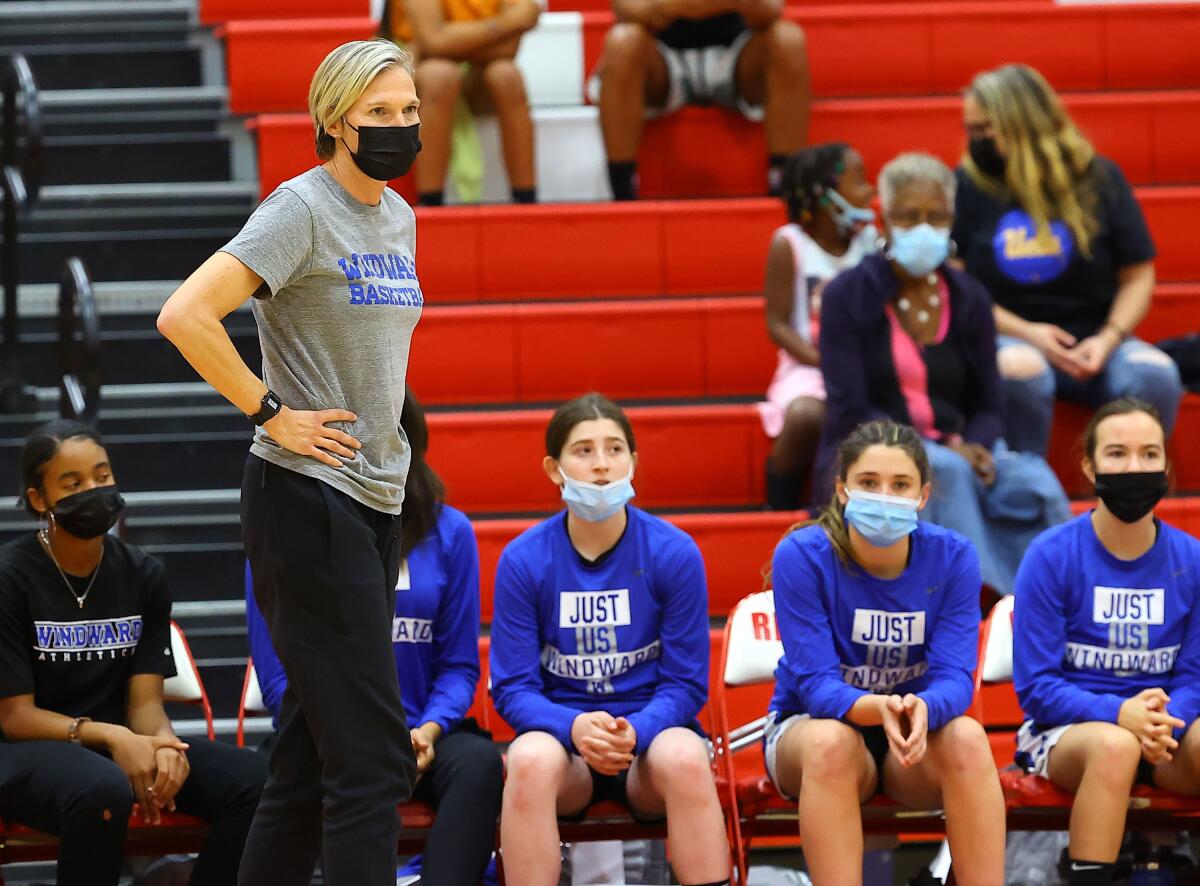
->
[0,421,267,886]
[767,420,1004,885]
[1014,398,1200,886]
[490,393,731,886]
[386,0,539,205]
[591,0,808,200]
[954,63,1182,457]
[817,152,1072,595]
[246,388,502,885]
[759,142,877,510]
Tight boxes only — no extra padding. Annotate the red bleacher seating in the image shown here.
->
[424,397,1200,516]
[408,285,1197,408]
[200,0,369,25]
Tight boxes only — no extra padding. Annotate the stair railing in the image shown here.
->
[58,257,101,423]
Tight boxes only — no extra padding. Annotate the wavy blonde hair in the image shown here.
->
[964,64,1099,258]
[308,39,414,161]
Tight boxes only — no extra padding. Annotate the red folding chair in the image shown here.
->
[714,591,949,882]
[975,595,1200,831]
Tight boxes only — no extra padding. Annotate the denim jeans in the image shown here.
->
[997,335,1184,457]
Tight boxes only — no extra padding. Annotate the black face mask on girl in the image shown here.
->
[1093,471,1169,524]
[342,121,422,181]
[50,486,126,538]
[968,135,1006,179]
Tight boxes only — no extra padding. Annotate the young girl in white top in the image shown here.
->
[761,142,878,509]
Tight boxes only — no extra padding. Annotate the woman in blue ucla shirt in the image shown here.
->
[1014,398,1200,886]
[489,393,731,886]
[767,420,1004,885]
[247,389,502,885]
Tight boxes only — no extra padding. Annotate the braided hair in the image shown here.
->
[781,142,851,227]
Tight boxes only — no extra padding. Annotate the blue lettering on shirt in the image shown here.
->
[338,253,423,307]
[34,617,144,652]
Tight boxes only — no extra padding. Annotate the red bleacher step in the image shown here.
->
[409,286,1197,407]
[634,92,1200,200]
[427,397,1200,516]
[200,0,369,25]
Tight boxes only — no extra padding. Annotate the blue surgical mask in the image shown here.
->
[843,489,920,547]
[888,223,950,277]
[826,188,875,237]
[559,468,635,522]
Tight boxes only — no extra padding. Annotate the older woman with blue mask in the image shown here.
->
[814,152,1073,595]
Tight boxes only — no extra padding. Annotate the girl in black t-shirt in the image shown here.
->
[952,63,1183,458]
[0,421,267,886]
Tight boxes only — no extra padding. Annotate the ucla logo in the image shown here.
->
[991,209,1073,285]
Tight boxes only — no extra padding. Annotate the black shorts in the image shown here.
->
[557,767,665,825]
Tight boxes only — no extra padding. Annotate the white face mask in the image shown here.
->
[558,467,635,522]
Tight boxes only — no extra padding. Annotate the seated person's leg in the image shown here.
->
[1153,718,1200,795]
[170,737,268,886]
[733,20,809,193]
[414,729,505,884]
[597,22,669,200]
[625,727,728,884]
[884,716,1005,886]
[771,717,876,884]
[413,59,466,206]
[1045,722,1141,876]
[472,58,537,202]
[767,396,825,510]
[0,741,132,886]
[501,730,594,882]
[996,337,1056,457]
[1098,339,1185,438]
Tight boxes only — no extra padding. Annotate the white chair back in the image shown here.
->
[243,663,267,716]
[723,591,785,687]
[163,622,203,704]
[981,594,1016,684]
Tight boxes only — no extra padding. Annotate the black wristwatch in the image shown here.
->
[248,390,283,426]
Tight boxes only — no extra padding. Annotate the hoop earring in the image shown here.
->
[876,235,893,260]
[948,238,958,260]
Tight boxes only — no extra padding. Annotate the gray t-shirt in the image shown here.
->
[220,167,422,515]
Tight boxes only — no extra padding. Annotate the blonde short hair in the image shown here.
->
[308,39,415,161]
[878,152,956,214]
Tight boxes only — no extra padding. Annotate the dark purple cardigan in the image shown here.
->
[813,254,1004,496]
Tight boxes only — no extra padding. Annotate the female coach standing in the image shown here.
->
[157,39,423,886]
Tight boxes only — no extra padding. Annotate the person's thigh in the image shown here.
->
[1045,721,1139,793]
[1153,717,1200,794]
[421,730,504,807]
[173,738,268,821]
[624,726,714,816]
[504,731,595,815]
[773,717,877,802]
[1098,338,1184,408]
[0,741,131,832]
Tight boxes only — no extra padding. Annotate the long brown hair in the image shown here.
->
[545,392,636,459]
[963,64,1100,258]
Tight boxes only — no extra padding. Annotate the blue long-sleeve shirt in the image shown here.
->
[489,507,709,756]
[769,522,981,731]
[246,504,481,732]
[1014,513,1200,737]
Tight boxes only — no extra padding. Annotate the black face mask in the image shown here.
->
[343,121,421,181]
[50,486,126,539]
[1094,471,1168,524]
[968,135,1006,179]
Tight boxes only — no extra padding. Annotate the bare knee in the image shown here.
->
[1085,725,1142,787]
[764,19,808,72]
[481,59,529,109]
[998,343,1049,381]
[504,732,567,805]
[932,717,994,779]
[800,720,861,782]
[415,59,463,104]
[783,397,824,433]
[647,730,714,796]
[602,23,656,78]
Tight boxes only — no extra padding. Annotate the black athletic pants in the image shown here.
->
[0,737,267,886]
[410,728,504,884]
[238,457,417,886]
